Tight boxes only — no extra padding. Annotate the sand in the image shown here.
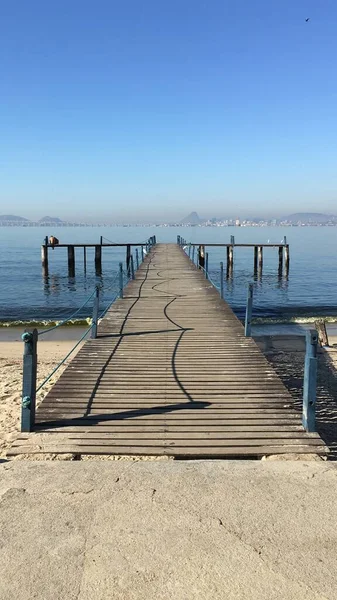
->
[0,340,83,458]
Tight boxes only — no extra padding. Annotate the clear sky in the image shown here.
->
[1,0,337,223]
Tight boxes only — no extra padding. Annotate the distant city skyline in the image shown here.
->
[1,2,337,220]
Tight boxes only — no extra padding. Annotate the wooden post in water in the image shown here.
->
[21,330,38,432]
[100,236,103,245]
[198,245,205,270]
[119,262,124,298]
[95,245,102,276]
[227,245,234,270]
[83,246,87,273]
[68,245,75,277]
[91,286,100,339]
[254,246,258,273]
[258,246,263,269]
[302,329,318,432]
[244,284,253,337]
[278,246,283,272]
[126,244,131,276]
[130,255,135,280]
[41,236,49,276]
[220,261,224,299]
[284,244,290,272]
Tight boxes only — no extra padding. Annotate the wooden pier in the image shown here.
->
[41,236,156,277]
[10,243,326,458]
[178,235,290,274]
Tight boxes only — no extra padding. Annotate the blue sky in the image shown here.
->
[1,0,337,222]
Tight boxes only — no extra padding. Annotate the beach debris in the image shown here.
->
[315,319,329,347]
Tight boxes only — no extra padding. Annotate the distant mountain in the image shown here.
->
[180,211,203,225]
[39,216,64,224]
[284,212,337,223]
[0,214,29,222]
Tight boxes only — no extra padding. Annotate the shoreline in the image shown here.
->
[1,321,337,343]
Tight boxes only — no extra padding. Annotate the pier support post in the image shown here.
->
[95,245,102,276]
[244,284,254,337]
[21,329,38,432]
[91,285,100,339]
[302,329,318,432]
[227,245,234,270]
[126,244,131,277]
[278,246,283,272]
[83,247,87,273]
[205,252,209,279]
[253,246,258,273]
[135,248,139,270]
[198,245,205,270]
[119,262,124,298]
[130,255,135,280]
[68,245,75,277]
[284,244,290,272]
[41,237,49,276]
[220,261,224,299]
[258,246,263,269]
[141,245,144,262]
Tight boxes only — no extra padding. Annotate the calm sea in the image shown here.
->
[0,226,336,326]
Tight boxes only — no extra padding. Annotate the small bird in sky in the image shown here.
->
[305,18,310,22]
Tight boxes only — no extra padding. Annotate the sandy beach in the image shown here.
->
[0,333,85,458]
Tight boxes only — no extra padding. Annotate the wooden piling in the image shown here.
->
[258,246,263,268]
[227,245,234,269]
[284,245,290,271]
[41,242,49,276]
[278,246,283,272]
[95,245,102,276]
[254,246,258,273]
[68,245,75,277]
[126,244,131,276]
[83,247,87,273]
[198,245,205,270]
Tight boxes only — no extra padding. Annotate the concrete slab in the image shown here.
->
[0,460,336,599]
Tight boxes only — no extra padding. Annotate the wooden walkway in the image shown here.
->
[9,244,326,458]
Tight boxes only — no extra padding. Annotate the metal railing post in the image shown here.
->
[205,252,209,279]
[244,284,253,337]
[141,245,144,262]
[188,244,191,258]
[302,329,318,432]
[135,248,139,270]
[131,255,135,280]
[119,262,124,298]
[220,261,224,299]
[91,285,100,339]
[21,329,38,432]
[192,245,195,263]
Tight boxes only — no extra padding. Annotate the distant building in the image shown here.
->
[235,219,241,227]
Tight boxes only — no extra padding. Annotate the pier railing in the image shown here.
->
[21,236,156,432]
[179,238,318,434]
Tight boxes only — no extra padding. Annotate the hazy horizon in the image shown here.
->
[2,1,337,221]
